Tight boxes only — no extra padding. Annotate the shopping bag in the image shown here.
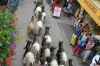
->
[70,34,77,45]
[53,4,62,17]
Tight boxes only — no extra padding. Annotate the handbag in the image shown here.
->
[70,34,77,45]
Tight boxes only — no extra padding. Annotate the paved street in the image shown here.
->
[12,0,85,66]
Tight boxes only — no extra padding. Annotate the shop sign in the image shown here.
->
[84,0,97,14]
[78,0,100,26]
[53,5,62,17]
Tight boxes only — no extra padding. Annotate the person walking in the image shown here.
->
[73,31,90,57]
[80,36,95,64]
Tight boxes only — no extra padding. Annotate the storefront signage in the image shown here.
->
[78,0,100,26]
[84,0,97,14]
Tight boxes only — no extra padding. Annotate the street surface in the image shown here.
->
[12,0,86,66]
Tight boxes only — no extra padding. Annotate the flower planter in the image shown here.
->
[0,57,12,66]
[0,8,17,66]
[6,57,12,66]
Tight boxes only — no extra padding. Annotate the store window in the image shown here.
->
[91,0,100,9]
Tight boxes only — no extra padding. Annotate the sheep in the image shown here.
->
[31,34,41,63]
[41,6,46,23]
[68,59,73,66]
[44,34,52,45]
[59,60,64,66]
[40,41,51,60]
[42,26,52,47]
[23,40,33,58]
[56,41,68,66]
[44,46,51,58]
[35,11,43,35]
[39,53,48,66]
[34,2,42,18]
[46,47,58,66]
[42,26,50,46]
[49,47,58,66]
[27,16,35,38]
[23,45,35,66]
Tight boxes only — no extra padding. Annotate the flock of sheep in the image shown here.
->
[22,0,73,66]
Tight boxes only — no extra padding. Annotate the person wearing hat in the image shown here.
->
[90,53,100,66]
[73,31,90,57]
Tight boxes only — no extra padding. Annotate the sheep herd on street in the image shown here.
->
[22,0,73,66]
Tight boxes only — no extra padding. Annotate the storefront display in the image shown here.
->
[74,0,100,63]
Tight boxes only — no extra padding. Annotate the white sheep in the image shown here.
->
[35,6,42,18]
[23,52,35,66]
[61,52,68,66]
[23,46,35,66]
[50,60,58,66]
[41,12,46,23]
[35,20,43,35]
[44,35,52,46]
[44,48,51,58]
[56,41,68,66]
[27,16,35,38]
[41,6,46,23]
[31,41,41,63]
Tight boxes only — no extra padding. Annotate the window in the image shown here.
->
[91,0,100,9]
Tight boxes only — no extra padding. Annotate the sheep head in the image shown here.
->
[24,40,33,49]
[42,6,45,12]
[31,16,34,22]
[45,26,50,32]
[38,11,42,21]
[58,41,64,48]
[50,47,56,55]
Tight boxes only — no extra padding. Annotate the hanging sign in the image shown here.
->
[78,0,100,26]
[53,4,62,17]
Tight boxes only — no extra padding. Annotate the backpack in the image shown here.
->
[78,38,87,47]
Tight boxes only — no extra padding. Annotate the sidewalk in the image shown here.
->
[59,9,90,66]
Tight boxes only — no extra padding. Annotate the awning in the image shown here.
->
[78,0,100,26]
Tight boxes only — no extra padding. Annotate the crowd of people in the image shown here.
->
[70,18,100,66]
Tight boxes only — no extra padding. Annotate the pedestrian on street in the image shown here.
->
[70,22,83,46]
[63,0,69,8]
[80,36,95,64]
[73,31,90,57]
[74,23,83,38]
[88,38,100,62]
[90,53,100,66]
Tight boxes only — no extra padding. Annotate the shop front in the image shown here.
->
[70,0,100,64]
[77,0,100,26]
[74,0,100,35]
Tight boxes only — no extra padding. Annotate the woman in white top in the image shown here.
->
[90,54,100,66]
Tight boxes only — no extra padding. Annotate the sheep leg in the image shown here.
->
[36,53,40,63]
[38,28,41,35]
[64,61,68,66]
